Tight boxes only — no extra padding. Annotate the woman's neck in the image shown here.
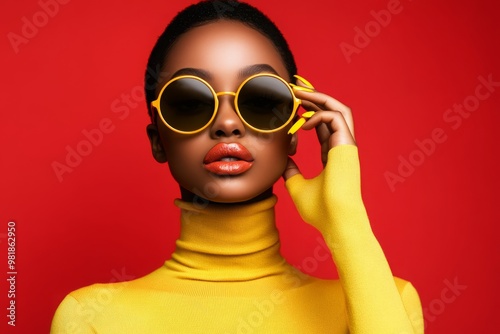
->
[179,186,275,205]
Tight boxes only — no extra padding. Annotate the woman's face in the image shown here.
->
[148,20,296,203]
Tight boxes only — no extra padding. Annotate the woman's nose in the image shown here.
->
[209,95,246,138]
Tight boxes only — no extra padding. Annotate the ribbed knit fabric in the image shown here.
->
[51,145,423,334]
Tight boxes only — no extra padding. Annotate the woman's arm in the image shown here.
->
[284,83,423,333]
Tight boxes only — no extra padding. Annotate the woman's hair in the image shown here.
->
[144,0,297,117]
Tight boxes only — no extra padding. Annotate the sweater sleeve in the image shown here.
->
[285,145,423,334]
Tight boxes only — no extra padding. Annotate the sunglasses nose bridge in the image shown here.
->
[216,91,237,97]
[210,91,247,138]
[215,91,238,112]
[214,91,239,119]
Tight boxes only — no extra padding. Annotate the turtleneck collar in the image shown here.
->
[164,195,289,282]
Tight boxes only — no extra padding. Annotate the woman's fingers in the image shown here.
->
[301,110,356,147]
[287,81,356,167]
[294,89,355,141]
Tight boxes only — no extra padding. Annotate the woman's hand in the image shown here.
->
[282,77,363,236]
[283,78,357,182]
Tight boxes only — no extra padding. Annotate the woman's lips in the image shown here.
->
[203,143,254,175]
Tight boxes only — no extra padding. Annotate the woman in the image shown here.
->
[51,1,423,332]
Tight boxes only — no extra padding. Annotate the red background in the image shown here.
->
[1,0,499,333]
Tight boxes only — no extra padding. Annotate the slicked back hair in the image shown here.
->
[144,0,297,117]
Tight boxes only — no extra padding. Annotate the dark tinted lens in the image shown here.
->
[237,76,294,130]
[159,78,215,132]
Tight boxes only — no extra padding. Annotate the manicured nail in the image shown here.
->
[288,118,306,135]
[290,84,315,93]
[293,75,315,89]
[301,111,316,118]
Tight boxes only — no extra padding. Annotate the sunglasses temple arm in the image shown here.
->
[150,102,158,125]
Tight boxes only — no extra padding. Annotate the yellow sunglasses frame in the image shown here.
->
[151,73,303,135]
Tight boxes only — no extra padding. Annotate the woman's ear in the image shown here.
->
[288,132,298,156]
[146,124,168,163]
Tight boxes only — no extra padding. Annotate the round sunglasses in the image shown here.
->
[151,73,303,134]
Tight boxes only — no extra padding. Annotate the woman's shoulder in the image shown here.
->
[63,264,177,301]
[51,268,167,333]
[60,279,135,304]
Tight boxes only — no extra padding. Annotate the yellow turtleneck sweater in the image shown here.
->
[51,145,423,333]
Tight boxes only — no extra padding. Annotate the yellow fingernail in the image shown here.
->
[293,75,315,89]
[288,118,306,135]
[301,111,316,118]
[290,84,315,93]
